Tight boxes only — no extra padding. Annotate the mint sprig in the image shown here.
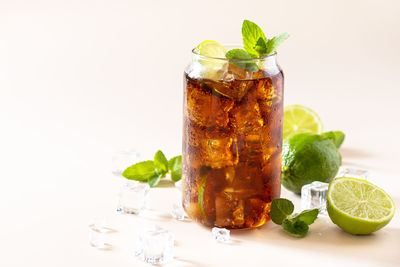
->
[226,20,289,71]
[242,20,268,57]
[122,150,182,187]
[271,198,318,237]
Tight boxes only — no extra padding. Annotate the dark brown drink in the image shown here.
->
[182,57,284,229]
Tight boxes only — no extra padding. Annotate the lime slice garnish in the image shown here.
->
[198,175,207,221]
[194,40,227,58]
[283,104,323,140]
[193,40,227,80]
[327,177,395,235]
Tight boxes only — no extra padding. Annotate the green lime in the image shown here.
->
[281,133,341,193]
[193,40,227,80]
[194,40,227,58]
[327,177,395,235]
[283,105,323,140]
[321,131,345,148]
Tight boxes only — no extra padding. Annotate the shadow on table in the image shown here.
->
[339,147,372,159]
[234,216,400,266]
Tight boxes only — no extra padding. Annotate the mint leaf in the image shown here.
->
[291,209,319,225]
[322,131,345,148]
[225,49,259,72]
[242,20,267,57]
[168,155,182,182]
[226,49,251,59]
[281,208,318,237]
[148,173,162,187]
[154,150,168,176]
[254,37,268,55]
[271,198,295,225]
[122,160,157,181]
[282,218,309,238]
[265,32,289,55]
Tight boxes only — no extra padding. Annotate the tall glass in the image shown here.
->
[182,47,284,229]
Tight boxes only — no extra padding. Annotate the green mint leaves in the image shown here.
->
[242,20,268,57]
[271,198,318,237]
[122,150,182,187]
[282,219,309,238]
[168,156,182,182]
[226,20,289,72]
[225,49,259,72]
[264,33,290,55]
[122,161,157,182]
[292,209,319,225]
[271,198,294,225]
[154,150,169,175]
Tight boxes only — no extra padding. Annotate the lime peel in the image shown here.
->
[327,177,395,235]
[283,105,323,140]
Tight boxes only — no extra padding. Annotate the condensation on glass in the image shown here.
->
[182,48,284,229]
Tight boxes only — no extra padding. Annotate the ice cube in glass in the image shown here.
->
[135,226,174,264]
[337,167,370,180]
[112,149,140,176]
[211,227,230,243]
[117,181,149,214]
[301,181,329,214]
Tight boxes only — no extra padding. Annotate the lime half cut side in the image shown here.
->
[327,177,395,235]
[193,40,227,80]
[283,105,323,140]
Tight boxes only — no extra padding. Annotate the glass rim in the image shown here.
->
[191,44,277,61]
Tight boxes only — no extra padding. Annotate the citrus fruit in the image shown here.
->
[281,133,341,193]
[193,40,227,80]
[194,40,227,58]
[327,177,395,235]
[321,131,345,148]
[283,105,323,140]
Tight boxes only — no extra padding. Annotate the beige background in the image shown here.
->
[1,0,400,266]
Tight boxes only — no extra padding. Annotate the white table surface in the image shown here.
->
[1,1,400,266]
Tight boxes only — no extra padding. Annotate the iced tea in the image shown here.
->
[182,54,284,229]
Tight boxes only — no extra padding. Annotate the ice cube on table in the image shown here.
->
[112,149,140,176]
[135,226,174,265]
[337,167,370,180]
[117,182,149,214]
[170,203,188,221]
[211,227,230,243]
[89,228,112,250]
[301,181,329,214]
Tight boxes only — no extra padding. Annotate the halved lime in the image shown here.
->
[283,105,323,140]
[193,40,227,80]
[327,177,395,235]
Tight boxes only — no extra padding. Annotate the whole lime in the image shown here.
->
[281,133,342,194]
